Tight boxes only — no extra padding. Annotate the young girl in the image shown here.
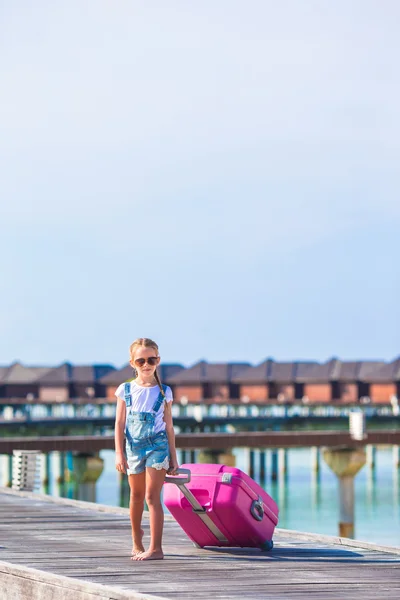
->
[114,338,179,561]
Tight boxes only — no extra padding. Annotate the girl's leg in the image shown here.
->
[133,467,166,561]
[128,472,146,557]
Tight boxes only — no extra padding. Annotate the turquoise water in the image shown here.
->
[3,447,399,548]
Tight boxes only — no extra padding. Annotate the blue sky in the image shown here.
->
[0,1,398,367]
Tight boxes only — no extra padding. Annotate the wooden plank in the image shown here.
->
[0,562,164,600]
[0,490,399,600]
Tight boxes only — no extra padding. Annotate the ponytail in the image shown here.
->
[154,368,165,397]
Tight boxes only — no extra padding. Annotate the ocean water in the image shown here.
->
[2,447,399,547]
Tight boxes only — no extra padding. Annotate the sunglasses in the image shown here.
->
[134,356,159,367]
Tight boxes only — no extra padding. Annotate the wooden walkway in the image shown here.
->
[1,429,400,454]
[0,489,399,600]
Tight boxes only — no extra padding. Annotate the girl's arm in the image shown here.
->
[164,400,179,475]
[115,398,128,473]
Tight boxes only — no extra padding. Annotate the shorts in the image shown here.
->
[125,430,170,475]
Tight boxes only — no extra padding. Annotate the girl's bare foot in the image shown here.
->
[131,528,145,558]
[133,549,164,561]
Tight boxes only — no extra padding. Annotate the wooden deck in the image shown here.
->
[0,489,399,600]
[1,429,400,454]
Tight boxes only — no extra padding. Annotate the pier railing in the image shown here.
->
[0,399,398,421]
[0,429,399,454]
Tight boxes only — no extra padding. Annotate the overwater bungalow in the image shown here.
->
[0,362,115,402]
[37,363,115,401]
[233,358,400,405]
[232,359,320,403]
[358,358,400,403]
[167,360,251,403]
[0,362,52,399]
[0,357,398,405]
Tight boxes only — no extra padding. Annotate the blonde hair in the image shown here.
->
[129,337,165,396]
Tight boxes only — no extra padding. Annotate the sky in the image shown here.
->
[0,1,399,368]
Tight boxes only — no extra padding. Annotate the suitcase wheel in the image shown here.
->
[193,542,203,549]
[261,540,274,551]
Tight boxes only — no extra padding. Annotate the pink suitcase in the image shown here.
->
[163,463,279,550]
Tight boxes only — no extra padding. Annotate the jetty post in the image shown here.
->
[271,450,278,482]
[65,452,104,502]
[323,447,366,538]
[197,448,236,467]
[393,445,400,469]
[278,448,288,479]
[311,446,320,476]
[259,450,267,481]
[366,444,376,471]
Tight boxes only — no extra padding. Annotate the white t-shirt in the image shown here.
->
[115,381,173,434]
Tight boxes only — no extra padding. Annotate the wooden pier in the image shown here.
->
[0,489,399,600]
[0,430,400,454]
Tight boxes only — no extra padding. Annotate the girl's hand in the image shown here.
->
[115,452,128,474]
[167,458,179,476]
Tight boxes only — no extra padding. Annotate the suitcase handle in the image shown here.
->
[164,468,191,485]
[250,496,264,522]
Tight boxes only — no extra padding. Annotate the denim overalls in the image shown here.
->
[123,382,170,474]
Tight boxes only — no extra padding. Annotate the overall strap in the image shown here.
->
[123,382,134,447]
[123,382,132,406]
[152,384,167,413]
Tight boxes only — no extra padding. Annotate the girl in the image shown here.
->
[114,338,179,561]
